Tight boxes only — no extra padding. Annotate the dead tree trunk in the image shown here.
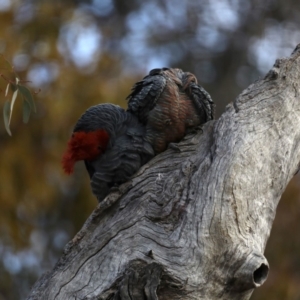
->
[28,45,300,300]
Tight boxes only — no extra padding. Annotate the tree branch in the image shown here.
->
[28,44,300,300]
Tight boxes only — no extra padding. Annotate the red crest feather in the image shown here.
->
[62,129,110,174]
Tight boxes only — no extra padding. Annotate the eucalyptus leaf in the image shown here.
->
[3,100,11,136]
[11,83,17,92]
[5,83,9,97]
[9,89,18,124]
[18,85,36,112]
[22,99,31,123]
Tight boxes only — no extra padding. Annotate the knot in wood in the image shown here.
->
[228,250,269,292]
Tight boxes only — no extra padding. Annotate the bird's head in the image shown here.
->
[157,68,198,92]
[181,72,198,91]
[62,129,109,174]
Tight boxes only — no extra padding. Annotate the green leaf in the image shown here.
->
[22,99,31,123]
[17,85,36,112]
[3,100,11,136]
[5,83,9,97]
[9,89,18,124]
[11,83,17,92]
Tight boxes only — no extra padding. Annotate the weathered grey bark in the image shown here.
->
[28,45,300,300]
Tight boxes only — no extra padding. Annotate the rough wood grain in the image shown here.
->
[28,45,300,300]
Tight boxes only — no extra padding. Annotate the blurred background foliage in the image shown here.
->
[0,0,299,299]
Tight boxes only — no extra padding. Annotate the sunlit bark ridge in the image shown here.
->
[28,44,300,300]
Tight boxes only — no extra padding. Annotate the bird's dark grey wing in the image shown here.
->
[189,82,215,123]
[126,70,167,124]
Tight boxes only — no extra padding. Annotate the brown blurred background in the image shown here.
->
[0,0,299,299]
